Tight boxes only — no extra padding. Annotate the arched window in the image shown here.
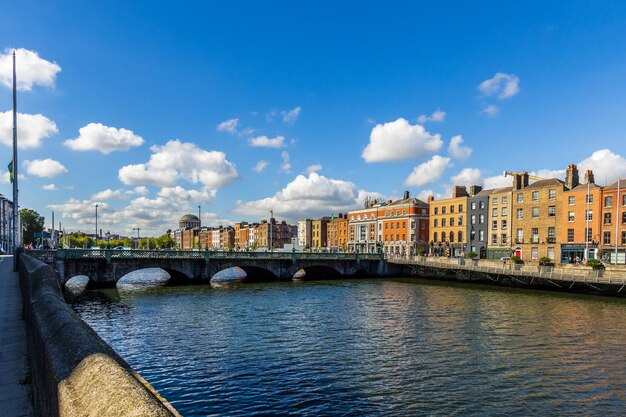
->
[434,232,438,242]
[450,233,454,243]
[458,231,463,242]
[441,232,446,241]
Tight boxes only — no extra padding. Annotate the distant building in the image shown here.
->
[599,177,626,264]
[326,213,349,252]
[297,219,313,249]
[0,194,14,253]
[466,186,492,258]
[312,217,331,250]
[380,191,429,257]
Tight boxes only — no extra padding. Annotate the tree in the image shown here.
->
[20,208,45,246]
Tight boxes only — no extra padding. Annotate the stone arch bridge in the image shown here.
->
[39,249,405,287]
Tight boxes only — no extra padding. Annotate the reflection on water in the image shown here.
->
[70,277,626,416]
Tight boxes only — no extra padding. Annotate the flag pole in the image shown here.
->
[12,50,19,271]
[616,177,620,264]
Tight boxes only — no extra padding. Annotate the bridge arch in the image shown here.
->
[293,264,342,280]
[117,267,191,287]
[225,265,278,282]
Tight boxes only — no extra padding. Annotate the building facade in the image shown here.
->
[380,191,429,256]
[348,200,385,253]
[486,187,513,259]
[466,187,492,258]
[599,178,626,264]
[326,214,349,252]
[312,217,330,250]
[429,186,470,257]
[297,219,312,249]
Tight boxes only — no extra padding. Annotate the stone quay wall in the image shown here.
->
[18,252,181,417]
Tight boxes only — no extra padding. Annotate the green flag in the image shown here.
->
[331,213,334,224]
[7,161,13,183]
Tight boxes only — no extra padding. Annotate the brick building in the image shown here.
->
[486,187,513,259]
[599,178,626,264]
[380,191,429,257]
[429,186,471,257]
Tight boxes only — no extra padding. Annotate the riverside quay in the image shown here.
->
[171,165,626,266]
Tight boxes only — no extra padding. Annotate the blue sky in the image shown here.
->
[1,1,626,236]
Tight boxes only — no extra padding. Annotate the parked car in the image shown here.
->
[500,256,511,261]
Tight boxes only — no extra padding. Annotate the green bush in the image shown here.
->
[465,251,478,259]
[538,256,553,266]
[586,258,604,269]
[416,248,426,256]
[511,256,523,264]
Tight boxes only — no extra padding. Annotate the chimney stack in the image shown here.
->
[565,164,579,189]
[469,185,483,197]
[584,169,595,184]
[513,172,530,190]
[403,190,410,199]
[452,185,468,198]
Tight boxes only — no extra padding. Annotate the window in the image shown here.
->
[396,211,400,216]
[492,234,498,244]
[568,196,575,205]
[517,208,524,219]
[532,207,539,219]
[604,213,612,225]
[471,214,476,225]
[450,232,454,242]
[492,220,498,230]
[458,216,463,226]
[442,207,447,215]
[460,204,464,213]
[531,228,539,243]
[450,217,455,226]
[622,231,626,245]
[623,212,626,224]
[493,197,498,205]
[502,207,508,216]
[604,231,611,245]
[586,210,593,221]
[403,210,406,215]
[547,227,555,243]
[585,228,592,242]
[471,230,476,241]
[433,232,438,242]
[547,247,555,260]
[567,229,574,243]
[450,205,455,214]
[396,221,400,229]
[568,211,575,222]
[411,221,415,229]
[433,219,437,227]
[501,220,507,230]
[471,246,476,252]
[492,208,498,217]
[623,194,626,206]
[442,218,446,227]
[458,231,463,242]
[442,231,447,241]
[390,223,394,230]
[479,214,485,224]
[517,193,524,203]
[516,229,523,243]
[478,230,484,242]
[502,197,508,204]
[471,202,476,210]
[501,234,507,245]
[605,196,613,208]
[477,202,483,210]
[531,247,538,260]
[402,222,406,229]
[532,191,539,201]
[548,206,556,217]
[549,189,556,200]
[587,194,594,203]
[434,208,438,215]
[385,223,389,229]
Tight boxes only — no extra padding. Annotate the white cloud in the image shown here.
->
[0,111,58,149]
[416,189,444,201]
[448,135,473,159]
[0,171,25,184]
[23,159,67,178]
[417,109,446,124]
[305,164,322,174]
[253,160,269,173]
[157,186,216,203]
[48,199,107,224]
[42,184,56,191]
[64,123,145,154]
[577,149,626,184]
[482,174,511,189]
[478,72,520,99]
[118,139,238,189]
[532,169,566,180]
[362,118,443,163]
[280,151,291,173]
[481,105,500,117]
[0,48,61,91]
[248,135,286,148]
[91,188,132,201]
[405,155,452,187]
[133,186,149,196]
[451,167,482,187]
[234,172,375,221]
[217,118,239,134]
[281,106,301,123]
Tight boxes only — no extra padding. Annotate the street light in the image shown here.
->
[95,204,98,246]
[106,231,111,248]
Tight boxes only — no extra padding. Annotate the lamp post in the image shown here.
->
[106,231,110,248]
[94,204,98,246]
[198,205,201,227]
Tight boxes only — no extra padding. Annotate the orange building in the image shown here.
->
[380,191,429,256]
[429,186,470,257]
[560,169,602,263]
[326,213,349,252]
[234,222,249,250]
[599,178,626,264]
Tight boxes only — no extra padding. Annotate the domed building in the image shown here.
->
[179,214,201,229]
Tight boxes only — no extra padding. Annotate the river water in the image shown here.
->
[70,275,626,416]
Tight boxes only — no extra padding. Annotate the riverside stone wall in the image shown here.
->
[18,253,180,417]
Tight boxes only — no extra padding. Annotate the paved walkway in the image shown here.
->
[0,256,33,416]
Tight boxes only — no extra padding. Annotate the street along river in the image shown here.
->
[69,274,626,416]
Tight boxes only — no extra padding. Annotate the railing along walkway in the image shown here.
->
[391,256,626,287]
[27,249,384,262]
